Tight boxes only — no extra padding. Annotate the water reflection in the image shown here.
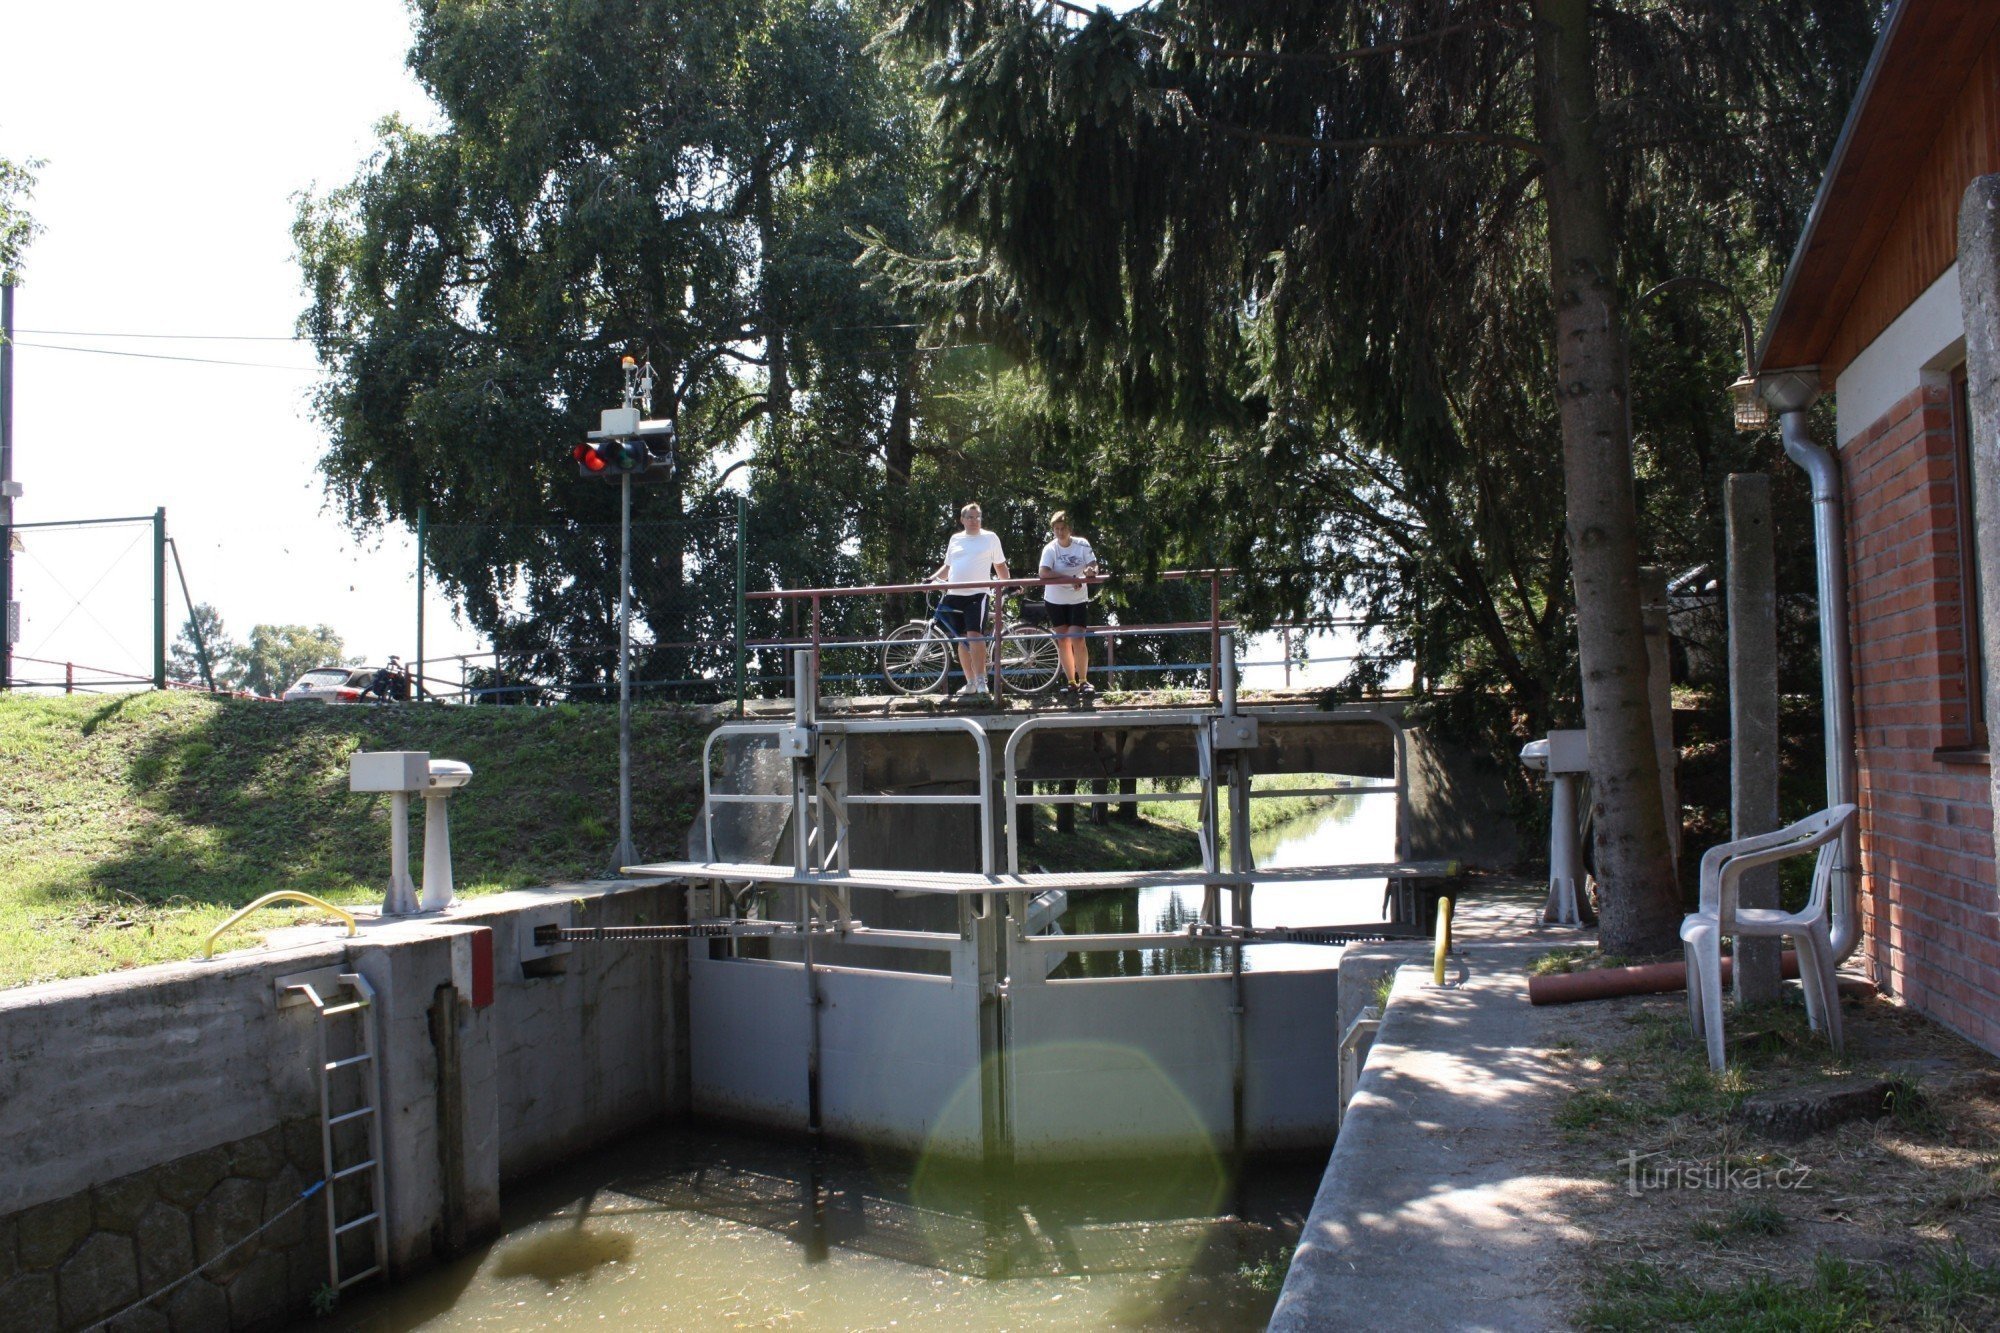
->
[317,1123,1311,1331]
[1051,788,1396,977]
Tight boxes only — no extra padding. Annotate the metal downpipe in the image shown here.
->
[1779,407,1861,962]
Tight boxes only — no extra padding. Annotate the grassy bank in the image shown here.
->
[1020,772,1349,873]
[0,693,708,988]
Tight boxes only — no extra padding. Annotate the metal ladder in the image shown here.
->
[286,973,388,1291]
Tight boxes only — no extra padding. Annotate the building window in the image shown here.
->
[1950,364,1987,750]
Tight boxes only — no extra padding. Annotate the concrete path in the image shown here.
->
[1269,890,1594,1332]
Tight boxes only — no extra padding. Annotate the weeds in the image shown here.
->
[1690,1200,1789,1244]
[1581,1246,2000,1330]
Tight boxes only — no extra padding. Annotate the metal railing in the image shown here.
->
[745,567,1361,704]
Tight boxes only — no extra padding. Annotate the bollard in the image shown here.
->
[1432,896,1455,987]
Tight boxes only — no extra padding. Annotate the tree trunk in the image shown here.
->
[1533,0,1681,953]
[753,150,791,447]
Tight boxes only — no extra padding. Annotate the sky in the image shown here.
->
[0,0,474,689]
[0,0,1370,696]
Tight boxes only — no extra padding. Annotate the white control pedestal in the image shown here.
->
[421,760,473,910]
[350,751,475,915]
[1520,730,1589,925]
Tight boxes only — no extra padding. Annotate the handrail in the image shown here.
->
[204,892,358,958]
[744,568,1243,702]
[700,715,996,873]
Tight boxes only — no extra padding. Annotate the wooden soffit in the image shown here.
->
[1757,0,2000,372]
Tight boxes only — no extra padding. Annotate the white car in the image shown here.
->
[282,666,386,704]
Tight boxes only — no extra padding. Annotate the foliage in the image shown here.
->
[876,0,1872,708]
[0,151,40,282]
[875,0,1878,949]
[297,0,947,686]
[168,602,244,690]
[0,692,707,987]
[237,623,347,697]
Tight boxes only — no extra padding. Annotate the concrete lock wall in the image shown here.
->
[0,881,688,1332]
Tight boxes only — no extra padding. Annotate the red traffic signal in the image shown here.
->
[572,442,610,475]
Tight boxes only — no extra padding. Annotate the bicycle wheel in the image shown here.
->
[882,621,950,695]
[998,625,1061,695]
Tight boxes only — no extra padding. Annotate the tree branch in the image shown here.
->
[1040,3,1524,68]
[1160,95,1544,158]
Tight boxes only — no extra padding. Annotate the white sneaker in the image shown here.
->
[961,682,989,698]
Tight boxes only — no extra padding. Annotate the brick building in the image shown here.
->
[1757,0,2000,1053]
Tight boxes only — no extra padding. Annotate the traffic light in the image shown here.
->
[570,356,676,482]
[572,411,675,481]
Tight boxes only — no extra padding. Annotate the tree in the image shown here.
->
[883,0,1875,952]
[168,603,243,691]
[238,625,346,698]
[0,152,41,282]
[296,0,939,695]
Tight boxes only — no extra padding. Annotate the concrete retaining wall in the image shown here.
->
[0,880,688,1332]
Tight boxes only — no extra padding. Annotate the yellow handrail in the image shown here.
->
[203,892,358,959]
[1432,895,1455,987]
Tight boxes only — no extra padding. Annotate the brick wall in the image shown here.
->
[1843,382,2000,1052]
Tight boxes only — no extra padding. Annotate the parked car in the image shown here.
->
[283,666,390,704]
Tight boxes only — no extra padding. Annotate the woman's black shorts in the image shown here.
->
[936,592,990,639]
[1045,601,1090,629]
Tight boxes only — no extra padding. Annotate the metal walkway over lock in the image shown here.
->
[619,644,1458,1164]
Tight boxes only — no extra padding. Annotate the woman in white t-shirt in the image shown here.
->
[928,502,1010,697]
[1037,510,1099,698]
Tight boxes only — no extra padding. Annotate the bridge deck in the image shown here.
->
[621,859,1461,896]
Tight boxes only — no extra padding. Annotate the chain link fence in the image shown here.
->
[3,513,165,693]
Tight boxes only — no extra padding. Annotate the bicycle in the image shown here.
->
[881,591,1061,696]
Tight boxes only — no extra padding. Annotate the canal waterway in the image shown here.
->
[1054,784,1396,977]
[311,795,1370,1328]
[315,1122,1314,1331]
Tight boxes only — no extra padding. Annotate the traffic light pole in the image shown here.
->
[617,470,637,870]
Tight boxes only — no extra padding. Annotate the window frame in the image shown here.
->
[1946,363,1988,752]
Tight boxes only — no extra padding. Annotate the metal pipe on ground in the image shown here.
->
[1528,952,1876,1005]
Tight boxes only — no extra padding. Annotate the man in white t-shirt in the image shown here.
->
[1037,510,1099,697]
[929,502,1010,697]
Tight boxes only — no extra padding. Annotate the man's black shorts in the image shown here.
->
[936,592,990,639]
[1045,601,1090,629]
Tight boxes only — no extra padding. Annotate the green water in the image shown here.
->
[315,1123,1314,1331]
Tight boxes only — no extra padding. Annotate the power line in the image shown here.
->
[10,341,322,372]
[15,328,319,341]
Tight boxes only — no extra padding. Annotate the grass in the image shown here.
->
[1579,1246,2000,1330]
[1020,770,1360,874]
[1139,770,1352,838]
[1548,980,2000,1326]
[1553,1008,1752,1134]
[1529,945,1632,976]
[1690,1200,1789,1244]
[0,693,709,987]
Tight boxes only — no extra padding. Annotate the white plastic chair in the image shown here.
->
[1680,803,1856,1071]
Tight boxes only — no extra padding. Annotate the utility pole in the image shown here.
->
[2,283,17,691]
[617,467,636,870]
